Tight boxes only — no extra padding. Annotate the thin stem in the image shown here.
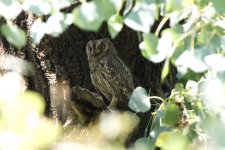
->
[144,115,154,137]
[168,28,196,58]
[116,0,125,16]
[155,14,171,37]
[190,31,195,52]
[149,96,164,102]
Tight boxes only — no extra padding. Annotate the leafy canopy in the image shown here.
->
[1,0,225,149]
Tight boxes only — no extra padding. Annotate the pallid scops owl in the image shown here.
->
[86,38,134,109]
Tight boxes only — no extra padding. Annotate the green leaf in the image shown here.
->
[129,86,151,113]
[174,83,184,92]
[156,131,188,150]
[95,0,122,20]
[203,114,225,147]
[107,15,123,38]
[108,0,123,11]
[124,1,157,33]
[156,0,166,3]
[30,19,46,44]
[139,33,159,60]
[166,0,182,13]
[59,0,75,9]
[22,0,53,15]
[211,0,225,14]
[197,24,216,46]
[204,54,225,72]
[175,49,208,73]
[18,91,45,114]
[163,25,185,64]
[161,59,170,82]
[123,0,133,16]
[45,12,73,37]
[0,54,33,75]
[1,24,26,49]
[72,2,103,31]
[134,137,155,150]
[162,102,181,126]
[0,0,22,19]
[150,126,171,139]
[1,91,45,129]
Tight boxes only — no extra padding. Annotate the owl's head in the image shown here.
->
[86,38,117,60]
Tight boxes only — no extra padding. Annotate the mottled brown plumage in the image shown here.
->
[86,38,134,109]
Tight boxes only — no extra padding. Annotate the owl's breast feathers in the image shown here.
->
[91,55,134,105]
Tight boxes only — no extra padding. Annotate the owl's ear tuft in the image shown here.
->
[102,38,110,43]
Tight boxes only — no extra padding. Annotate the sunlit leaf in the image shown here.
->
[170,9,192,27]
[182,0,194,7]
[135,137,155,150]
[59,0,76,9]
[156,0,166,3]
[22,0,53,15]
[199,78,225,109]
[156,131,188,150]
[72,2,103,31]
[129,86,151,113]
[177,69,204,82]
[123,0,133,16]
[99,111,139,139]
[1,24,26,49]
[1,91,45,131]
[174,83,184,91]
[0,72,26,100]
[211,0,225,14]
[176,49,208,73]
[166,0,182,12]
[140,31,173,63]
[163,26,185,63]
[0,54,33,75]
[125,1,157,33]
[95,0,122,20]
[217,71,225,83]
[108,0,123,10]
[30,118,60,149]
[155,132,169,147]
[139,33,158,60]
[161,59,170,82]
[107,15,123,38]
[203,113,225,147]
[31,19,46,44]
[45,12,73,37]
[204,54,225,72]
[0,0,22,19]
[162,102,180,126]
[185,80,198,95]
[19,91,45,114]
[150,126,171,139]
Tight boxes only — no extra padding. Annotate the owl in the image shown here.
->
[86,38,134,109]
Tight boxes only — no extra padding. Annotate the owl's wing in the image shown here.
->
[106,56,134,96]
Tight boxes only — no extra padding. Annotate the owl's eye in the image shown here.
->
[98,44,105,50]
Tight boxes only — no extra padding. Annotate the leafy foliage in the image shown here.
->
[1,23,26,48]
[0,72,60,150]
[129,86,151,112]
[1,0,225,149]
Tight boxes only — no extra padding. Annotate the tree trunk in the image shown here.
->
[0,11,176,141]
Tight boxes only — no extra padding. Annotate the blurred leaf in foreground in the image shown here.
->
[0,73,60,150]
[129,86,151,113]
[1,23,26,49]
